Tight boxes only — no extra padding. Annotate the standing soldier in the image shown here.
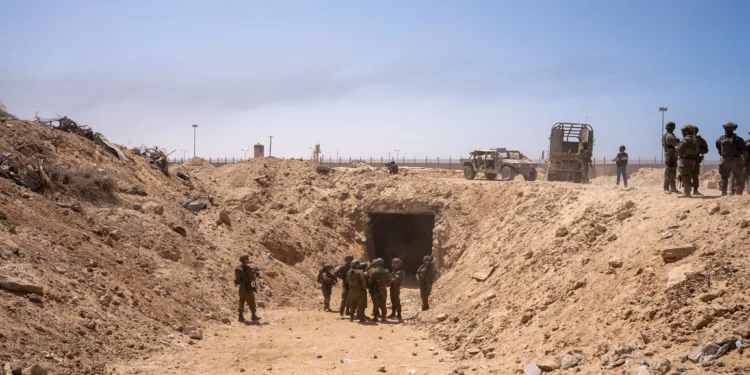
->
[614,145,628,187]
[675,125,700,198]
[387,258,405,321]
[347,261,368,323]
[317,264,337,312]
[578,141,593,184]
[334,255,354,319]
[691,127,710,196]
[746,133,750,194]
[367,258,390,322]
[663,122,680,194]
[716,122,747,196]
[416,255,438,311]
[234,255,261,322]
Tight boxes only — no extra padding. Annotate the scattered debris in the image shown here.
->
[471,266,496,281]
[139,146,171,176]
[687,336,742,363]
[182,198,207,213]
[661,244,696,263]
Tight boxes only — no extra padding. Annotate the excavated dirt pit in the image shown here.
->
[367,213,435,274]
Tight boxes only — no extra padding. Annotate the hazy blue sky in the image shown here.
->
[1,0,749,161]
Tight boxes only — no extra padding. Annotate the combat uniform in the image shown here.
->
[746,137,750,193]
[347,267,368,322]
[662,127,680,193]
[368,265,391,321]
[615,150,628,187]
[578,147,593,184]
[675,127,700,197]
[236,264,258,320]
[334,263,352,316]
[388,268,405,319]
[716,124,747,195]
[416,260,438,311]
[318,267,337,311]
[692,133,709,195]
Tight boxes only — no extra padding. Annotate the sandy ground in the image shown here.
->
[110,287,462,375]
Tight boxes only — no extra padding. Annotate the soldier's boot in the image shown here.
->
[251,314,261,321]
[670,187,680,194]
[397,313,403,321]
[678,192,692,198]
[387,311,396,319]
[721,190,727,196]
[349,315,354,322]
[693,189,702,196]
[238,312,245,322]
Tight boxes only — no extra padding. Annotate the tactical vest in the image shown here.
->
[347,269,361,288]
[719,135,740,158]
[681,136,699,158]
[662,133,676,151]
[372,268,390,290]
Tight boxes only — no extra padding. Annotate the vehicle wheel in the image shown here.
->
[524,169,538,181]
[485,173,497,180]
[463,166,476,180]
[500,166,516,181]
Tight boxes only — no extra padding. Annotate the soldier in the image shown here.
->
[691,127,710,196]
[334,255,354,319]
[234,255,261,322]
[663,122,681,194]
[716,122,747,196]
[578,142,593,184]
[367,258,390,322]
[317,264,337,312]
[387,258,405,321]
[614,145,628,187]
[347,261,368,323]
[675,125,700,198]
[416,255,438,311]
[746,133,750,193]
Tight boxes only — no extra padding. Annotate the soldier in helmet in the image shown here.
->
[613,145,628,187]
[675,125,700,198]
[691,126,710,196]
[234,255,261,322]
[334,255,355,319]
[578,141,593,184]
[663,122,680,194]
[317,263,337,312]
[716,122,747,196]
[416,255,439,311]
[367,258,391,322]
[387,258,405,321]
[347,261,369,323]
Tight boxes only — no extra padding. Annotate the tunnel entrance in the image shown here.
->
[367,213,435,274]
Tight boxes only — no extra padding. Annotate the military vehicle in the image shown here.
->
[546,122,594,183]
[461,148,538,181]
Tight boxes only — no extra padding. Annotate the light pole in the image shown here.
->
[241,149,248,159]
[394,149,401,161]
[181,149,187,161]
[192,124,198,158]
[659,107,668,163]
[268,135,274,157]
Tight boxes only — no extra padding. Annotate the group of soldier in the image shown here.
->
[318,254,438,323]
[662,121,748,197]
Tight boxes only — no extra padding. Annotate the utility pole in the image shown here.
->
[394,149,401,160]
[241,149,248,159]
[659,107,668,163]
[268,135,274,157]
[181,149,187,160]
[192,124,198,158]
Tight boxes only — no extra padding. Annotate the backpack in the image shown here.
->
[234,267,243,287]
[719,135,738,158]
[682,136,699,158]
[696,136,709,155]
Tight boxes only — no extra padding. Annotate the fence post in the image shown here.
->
[381,157,383,166]
[425,157,428,166]
[449,157,451,169]
[349,157,351,164]
[370,157,372,165]
[438,157,440,169]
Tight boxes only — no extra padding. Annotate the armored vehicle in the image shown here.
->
[546,122,594,183]
[461,148,538,181]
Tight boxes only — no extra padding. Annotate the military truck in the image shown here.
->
[461,148,538,181]
[546,122,594,183]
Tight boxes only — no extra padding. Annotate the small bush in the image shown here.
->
[48,165,119,204]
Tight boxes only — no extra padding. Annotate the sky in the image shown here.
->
[1,0,749,161]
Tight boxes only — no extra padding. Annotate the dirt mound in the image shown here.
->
[592,167,664,188]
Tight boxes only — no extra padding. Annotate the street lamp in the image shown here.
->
[180,149,187,161]
[241,149,248,159]
[192,124,198,158]
[268,135,274,157]
[393,149,401,161]
[659,107,668,163]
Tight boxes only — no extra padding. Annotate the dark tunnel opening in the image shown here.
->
[369,213,435,275]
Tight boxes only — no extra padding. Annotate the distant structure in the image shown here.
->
[314,143,321,163]
[254,143,265,158]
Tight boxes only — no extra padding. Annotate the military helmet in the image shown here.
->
[423,255,432,262]
[239,254,250,263]
[391,258,403,266]
[357,262,368,269]
[666,122,676,130]
[372,258,384,267]
[344,255,354,261]
[723,122,738,130]
[350,260,360,268]
[693,126,700,134]
[324,263,334,270]
[681,124,694,134]
[619,145,626,151]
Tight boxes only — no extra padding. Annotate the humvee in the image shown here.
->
[546,122,594,183]
[461,148,538,181]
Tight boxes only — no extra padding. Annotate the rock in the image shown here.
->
[20,364,47,375]
[561,354,579,370]
[257,301,266,308]
[693,314,712,330]
[108,229,121,241]
[144,203,164,215]
[636,365,654,375]
[536,357,561,372]
[436,313,448,322]
[667,264,694,288]
[485,352,496,359]
[182,199,206,213]
[172,226,187,237]
[467,348,481,355]
[655,359,671,374]
[698,293,718,303]
[616,211,632,221]
[708,204,720,215]
[133,203,142,211]
[734,326,750,339]
[189,329,203,340]
[661,244,696,263]
[316,165,331,174]
[339,192,350,201]
[524,251,534,259]
[484,292,497,301]
[0,276,44,294]
[99,294,113,307]
[219,210,231,226]
[71,201,84,214]
[521,312,534,324]
[607,234,618,242]
[523,363,542,375]
[220,317,231,324]
[704,181,718,189]
[555,227,569,237]
[377,366,386,372]
[739,220,750,229]
[608,258,623,269]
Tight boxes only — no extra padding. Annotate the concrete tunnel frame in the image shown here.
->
[362,198,445,272]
